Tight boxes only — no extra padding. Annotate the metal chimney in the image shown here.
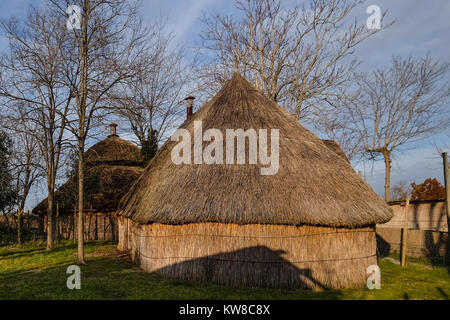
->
[109,123,118,137]
[184,96,195,120]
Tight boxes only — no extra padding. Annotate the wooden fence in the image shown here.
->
[43,212,118,241]
[0,212,117,243]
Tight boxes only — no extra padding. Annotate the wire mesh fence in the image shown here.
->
[376,199,449,266]
[376,227,448,264]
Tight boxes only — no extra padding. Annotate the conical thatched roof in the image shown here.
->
[85,135,142,165]
[33,165,144,215]
[118,73,392,228]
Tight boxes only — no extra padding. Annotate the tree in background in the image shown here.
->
[109,17,192,149]
[0,130,16,222]
[411,178,446,201]
[390,180,412,201]
[0,109,42,245]
[48,0,148,264]
[141,129,158,166]
[198,0,389,121]
[60,146,101,211]
[0,8,72,250]
[335,56,450,202]
[8,119,42,245]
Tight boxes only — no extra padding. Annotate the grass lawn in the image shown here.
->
[0,241,448,300]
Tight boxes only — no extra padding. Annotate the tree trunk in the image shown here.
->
[77,142,86,264]
[3,214,9,229]
[56,202,59,243]
[73,205,76,241]
[17,208,22,245]
[383,150,391,203]
[46,189,54,250]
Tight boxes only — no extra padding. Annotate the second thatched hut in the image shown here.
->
[33,124,144,240]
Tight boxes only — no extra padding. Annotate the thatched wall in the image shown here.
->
[118,217,376,289]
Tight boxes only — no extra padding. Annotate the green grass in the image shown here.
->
[0,241,448,300]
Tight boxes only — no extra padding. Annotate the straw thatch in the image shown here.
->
[85,135,143,165]
[118,73,392,228]
[33,165,144,215]
[321,139,350,163]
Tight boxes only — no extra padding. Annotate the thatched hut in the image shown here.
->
[33,124,144,240]
[117,73,392,289]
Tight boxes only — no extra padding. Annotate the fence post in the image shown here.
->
[401,197,410,267]
[442,153,450,265]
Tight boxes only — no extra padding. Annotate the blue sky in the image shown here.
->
[1,0,449,207]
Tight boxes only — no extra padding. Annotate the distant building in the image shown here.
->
[32,124,144,240]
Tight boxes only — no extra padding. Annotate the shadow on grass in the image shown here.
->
[0,242,79,261]
[436,287,448,300]
[0,245,346,300]
[0,247,46,258]
[0,251,135,300]
[3,240,450,300]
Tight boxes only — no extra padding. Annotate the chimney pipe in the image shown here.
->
[185,96,195,120]
[109,123,118,137]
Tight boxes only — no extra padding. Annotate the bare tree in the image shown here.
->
[0,8,72,249]
[338,56,450,202]
[48,0,148,264]
[198,0,390,120]
[0,129,16,227]
[390,180,411,202]
[317,117,363,161]
[8,121,42,245]
[431,133,450,157]
[109,18,191,151]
